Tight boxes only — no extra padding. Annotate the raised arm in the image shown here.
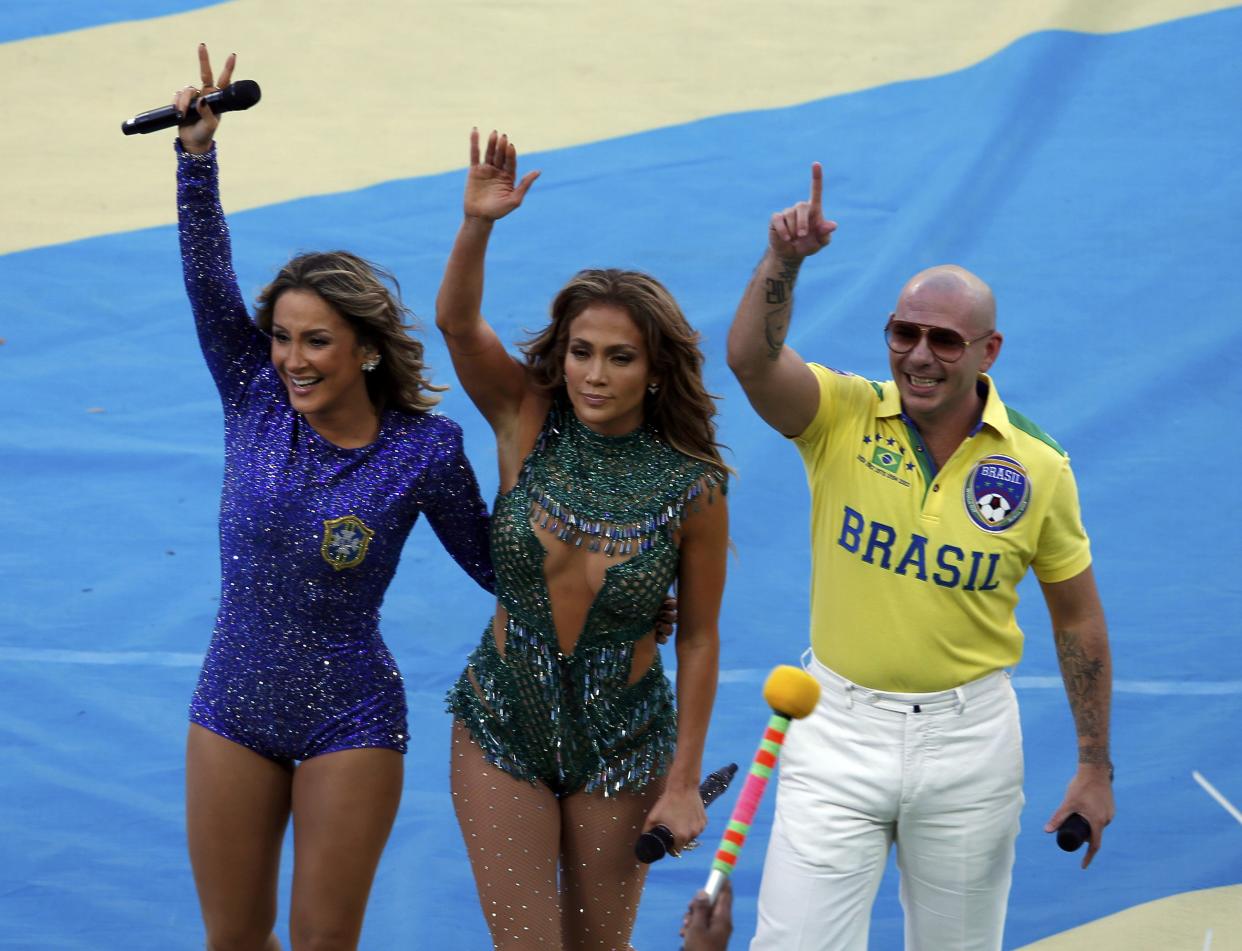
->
[174,45,267,399]
[1040,565,1114,869]
[726,162,837,437]
[435,129,540,436]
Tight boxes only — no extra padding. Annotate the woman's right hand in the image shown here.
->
[464,128,540,222]
[175,43,236,155]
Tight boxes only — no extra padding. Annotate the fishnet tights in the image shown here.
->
[451,722,662,949]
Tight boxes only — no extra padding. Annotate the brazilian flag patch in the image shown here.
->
[871,445,904,473]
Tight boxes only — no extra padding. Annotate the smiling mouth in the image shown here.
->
[289,376,323,392]
[906,374,940,388]
[580,393,610,404]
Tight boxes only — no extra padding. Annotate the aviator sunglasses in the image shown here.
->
[884,317,993,363]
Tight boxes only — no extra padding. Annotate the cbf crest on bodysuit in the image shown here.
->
[321,515,374,570]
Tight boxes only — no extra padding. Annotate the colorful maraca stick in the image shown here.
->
[703,665,820,901]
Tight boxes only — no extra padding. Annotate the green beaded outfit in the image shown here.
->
[447,401,726,796]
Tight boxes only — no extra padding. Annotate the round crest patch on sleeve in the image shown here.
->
[964,455,1030,533]
[321,515,374,570]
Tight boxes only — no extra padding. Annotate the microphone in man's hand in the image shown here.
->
[121,80,262,136]
[1056,813,1091,852]
[635,763,738,864]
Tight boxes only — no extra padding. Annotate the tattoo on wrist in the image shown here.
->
[1079,746,1110,766]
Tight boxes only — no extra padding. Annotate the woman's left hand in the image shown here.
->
[644,783,708,856]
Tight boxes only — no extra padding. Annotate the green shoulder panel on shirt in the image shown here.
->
[868,380,884,400]
[1006,406,1067,457]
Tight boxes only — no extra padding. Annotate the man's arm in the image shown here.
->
[726,163,836,438]
[1040,565,1115,869]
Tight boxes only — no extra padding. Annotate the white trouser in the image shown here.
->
[751,655,1024,951]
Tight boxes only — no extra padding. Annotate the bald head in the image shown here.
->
[897,265,996,336]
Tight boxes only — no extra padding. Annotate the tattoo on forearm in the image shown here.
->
[763,311,789,359]
[1054,627,1109,752]
[760,257,802,361]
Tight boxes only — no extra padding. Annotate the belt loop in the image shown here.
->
[953,686,966,715]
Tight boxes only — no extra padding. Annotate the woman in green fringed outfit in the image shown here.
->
[436,129,730,950]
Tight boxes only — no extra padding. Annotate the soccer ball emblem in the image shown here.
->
[976,493,1012,524]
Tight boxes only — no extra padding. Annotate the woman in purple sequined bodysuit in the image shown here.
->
[171,48,492,950]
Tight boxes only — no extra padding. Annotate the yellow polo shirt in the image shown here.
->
[794,364,1092,692]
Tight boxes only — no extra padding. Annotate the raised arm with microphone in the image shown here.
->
[701,665,820,901]
[121,79,261,136]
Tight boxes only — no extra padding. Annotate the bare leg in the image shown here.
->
[450,721,563,947]
[186,724,290,951]
[559,777,663,951]
[287,747,403,951]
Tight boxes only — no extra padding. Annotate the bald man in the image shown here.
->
[726,165,1114,951]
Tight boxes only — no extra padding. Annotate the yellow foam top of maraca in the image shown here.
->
[763,665,821,719]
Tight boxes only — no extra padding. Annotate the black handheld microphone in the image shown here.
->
[1056,813,1091,852]
[635,763,738,864]
[121,79,262,135]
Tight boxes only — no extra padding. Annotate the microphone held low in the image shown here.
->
[635,763,738,864]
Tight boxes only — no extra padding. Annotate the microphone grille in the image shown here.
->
[634,825,674,864]
[223,79,262,108]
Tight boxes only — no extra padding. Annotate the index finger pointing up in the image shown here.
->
[809,161,824,211]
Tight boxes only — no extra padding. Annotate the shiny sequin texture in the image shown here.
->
[447,401,726,795]
[177,143,494,762]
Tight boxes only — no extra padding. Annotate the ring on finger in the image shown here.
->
[683,838,700,852]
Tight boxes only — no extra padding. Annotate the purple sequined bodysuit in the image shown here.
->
[177,143,493,762]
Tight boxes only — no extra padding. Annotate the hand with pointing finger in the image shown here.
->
[768,162,837,261]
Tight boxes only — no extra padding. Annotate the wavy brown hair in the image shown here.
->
[254,251,445,414]
[522,268,729,472]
